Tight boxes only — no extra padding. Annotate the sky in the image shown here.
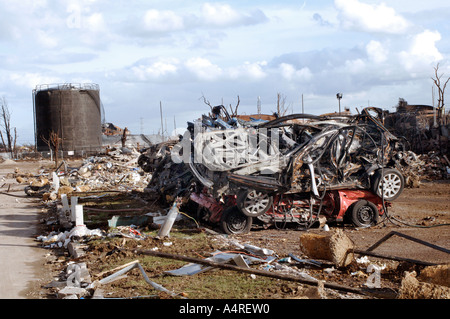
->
[0,0,449,145]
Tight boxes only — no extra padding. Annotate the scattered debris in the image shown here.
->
[90,260,183,299]
[135,248,373,297]
[164,250,275,276]
[36,225,104,250]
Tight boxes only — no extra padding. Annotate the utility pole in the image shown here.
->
[174,115,176,135]
[160,101,164,141]
[336,93,343,114]
[257,96,261,114]
[302,94,304,114]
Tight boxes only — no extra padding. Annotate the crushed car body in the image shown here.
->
[139,105,408,234]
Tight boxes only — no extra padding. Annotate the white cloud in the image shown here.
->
[279,63,312,82]
[279,63,295,80]
[399,30,443,71]
[228,61,267,81]
[410,30,443,62]
[201,3,242,27]
[185,57,223,81]
[366,40,388,63]
[36,30,58,48]
[344,58,366,74]
[130,3,267,39]
[1,0,48,13]
[9,72,61,89]
[143,9,184,32]
[85,13,107,32]
[131,58,179,81]
[335,0,410,34]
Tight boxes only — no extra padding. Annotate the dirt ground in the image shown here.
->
[235,180,450,264]
[1,158,449,299]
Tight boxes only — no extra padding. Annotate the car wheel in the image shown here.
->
[220,207,252,235]
[350,200,379,228]
[372,168,404,201]
[236,189,273,217]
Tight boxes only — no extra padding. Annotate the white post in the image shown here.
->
[71,196,78,222]
[75,205,84,226]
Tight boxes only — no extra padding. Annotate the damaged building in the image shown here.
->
[382,99,450,156]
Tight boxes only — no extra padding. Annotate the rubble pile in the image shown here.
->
[392,151,450,187]
[382,102,450,155]
[14,147,151,201]
[4,103,447,300]
[397,151,450,187]
[415,152,450,181]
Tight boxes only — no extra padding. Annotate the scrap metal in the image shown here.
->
[139,105,412,234]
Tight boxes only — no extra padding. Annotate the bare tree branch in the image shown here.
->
[41,130,62,168]
[276,93,288,116]
[201,95,213,111]
[228,95,240,117]
[431,63,450,124]
[0,96,17,156]
[0,130,6,151]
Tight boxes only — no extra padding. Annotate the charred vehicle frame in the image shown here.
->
[139,106,407,234]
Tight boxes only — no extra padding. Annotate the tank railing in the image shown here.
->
[34,83,100,92]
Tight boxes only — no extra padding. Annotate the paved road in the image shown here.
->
[0,162,46,299]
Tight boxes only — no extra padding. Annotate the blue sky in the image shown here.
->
[0,0,449,144]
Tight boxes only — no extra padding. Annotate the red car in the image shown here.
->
[190,187,390,234]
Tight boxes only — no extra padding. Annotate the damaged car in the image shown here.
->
[139,106,407,234]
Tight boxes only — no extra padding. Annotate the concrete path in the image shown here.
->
[0,161,46,299]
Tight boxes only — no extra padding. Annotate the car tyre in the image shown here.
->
[220,207,253,235]
[236,189,273,217]
[372,168,404,201]
[350,200,379,228]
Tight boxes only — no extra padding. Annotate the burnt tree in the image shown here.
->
[432,63,450,125]
[0,97,17,157]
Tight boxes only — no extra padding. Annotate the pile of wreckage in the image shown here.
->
[9,104,448,300]
[15,146,150,200]
[383,101,450,156]
[138,105,448,235]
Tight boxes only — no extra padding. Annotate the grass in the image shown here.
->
[74,193,303,299]
[84,229,300,299]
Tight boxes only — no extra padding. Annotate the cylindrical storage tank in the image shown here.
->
[33,83,102,153]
